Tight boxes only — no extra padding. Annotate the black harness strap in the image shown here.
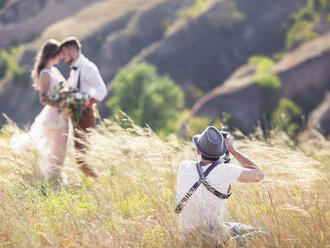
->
[196,161,232,200]
[175,159,232,214]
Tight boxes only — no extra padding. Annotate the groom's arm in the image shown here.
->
[82,64,107,108]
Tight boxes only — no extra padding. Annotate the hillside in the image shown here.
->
[308,91,330,137]
[131,0,305,93]
[0,120,329,247]
[187,31,330,133]
[0,0,102,49]
[0,0,329,140]
[0,0,305,127]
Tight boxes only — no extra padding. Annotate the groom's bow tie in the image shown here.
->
[70,66,78,71]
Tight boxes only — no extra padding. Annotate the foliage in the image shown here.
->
[0,120,329,247]
[178,0,215,19]
[249,56,282,91]
[183,84,204,108]
[271,98,303,139]
[107,63,184,134]
[138,78,184,135]
[0,46,26,81]
[186,117,212,140]
[285,0,330,49]
[207,0,245,28]
[186,113,231,140]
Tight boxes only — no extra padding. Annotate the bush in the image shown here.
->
[107,63,184,135]
[271,98,303,139]
[137,77,184,135]
[178,0,214,19]
[186,114,231,140]
[0,46,26,81]
[249,56,282,91]
[285,0,330,49]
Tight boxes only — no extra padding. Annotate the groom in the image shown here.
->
[59,36,107,177]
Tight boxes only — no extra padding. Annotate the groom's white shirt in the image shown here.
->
[69,54,107,101]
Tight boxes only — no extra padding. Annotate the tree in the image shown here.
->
[107,63,184,134]
[271,98,302,139]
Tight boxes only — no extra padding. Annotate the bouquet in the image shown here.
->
[44,81,86,126]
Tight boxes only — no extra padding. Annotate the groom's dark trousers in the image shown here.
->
[74,106,97,177]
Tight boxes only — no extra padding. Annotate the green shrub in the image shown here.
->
[186,114,230,140]
[271,98,302,139]
[285,0,330,49]
[249,56,282,91]
[207,1,245,28]
[0,46,26,81]
[186,117,212,140]
[178,0,214,19]
[107,63,184,135]
[137,76,184,135]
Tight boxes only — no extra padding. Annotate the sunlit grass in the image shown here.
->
[0,118,329,247]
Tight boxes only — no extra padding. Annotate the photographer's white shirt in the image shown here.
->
[177,160,242,232]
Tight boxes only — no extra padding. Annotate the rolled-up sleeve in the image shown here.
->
[82,64,107,102]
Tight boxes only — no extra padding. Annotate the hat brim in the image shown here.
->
[193,134,226,159]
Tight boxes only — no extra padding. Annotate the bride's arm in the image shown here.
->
[39,72,59,108]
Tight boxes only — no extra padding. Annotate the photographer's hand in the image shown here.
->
[224,133,235,153]
[224,133,264,183]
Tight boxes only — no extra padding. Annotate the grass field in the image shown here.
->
[0,118,329,247]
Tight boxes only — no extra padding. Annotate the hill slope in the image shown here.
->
[0,0,102,49]
[131,0,305,93]
[188,31,330,133]
[0,0,305,127]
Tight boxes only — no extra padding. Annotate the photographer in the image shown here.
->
[176,126,264,246]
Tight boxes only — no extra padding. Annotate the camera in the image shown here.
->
[222,131,229,139]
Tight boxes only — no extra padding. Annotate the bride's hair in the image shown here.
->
[31,39,60,89]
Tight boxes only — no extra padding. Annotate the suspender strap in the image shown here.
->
[77,71,81,91]
[175,160,232,214]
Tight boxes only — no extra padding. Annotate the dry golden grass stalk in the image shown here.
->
[0,119,329,247]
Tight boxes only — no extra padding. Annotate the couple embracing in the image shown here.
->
[11,37,107,183]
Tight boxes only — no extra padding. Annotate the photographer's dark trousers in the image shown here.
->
[74,107,97,177]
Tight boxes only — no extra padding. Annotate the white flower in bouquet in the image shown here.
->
[75,92,84,100]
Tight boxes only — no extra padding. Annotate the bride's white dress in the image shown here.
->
[10,67,69,181]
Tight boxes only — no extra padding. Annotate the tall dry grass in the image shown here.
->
[0,118,329,247]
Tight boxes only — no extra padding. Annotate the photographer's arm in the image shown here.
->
[225,135,264,183]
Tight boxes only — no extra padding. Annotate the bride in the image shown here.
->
[11,39,70,183]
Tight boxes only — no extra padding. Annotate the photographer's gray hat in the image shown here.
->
[193,126,227,158]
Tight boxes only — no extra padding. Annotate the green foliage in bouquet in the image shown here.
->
[107,63,184,135]
[44,82,86,126]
